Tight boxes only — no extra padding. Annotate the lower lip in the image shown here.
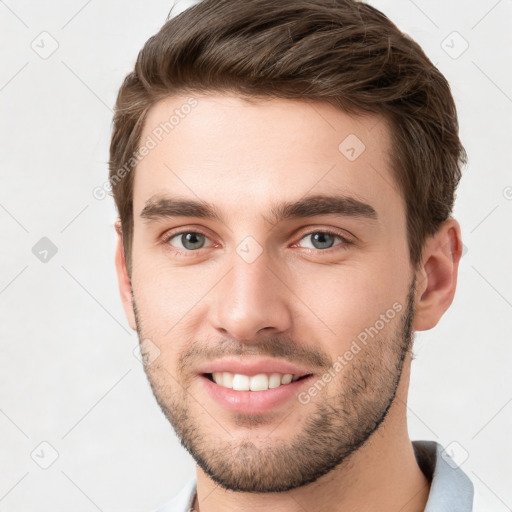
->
[201,375,313,414]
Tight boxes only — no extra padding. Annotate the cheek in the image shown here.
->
[295,263,406,348]
[130,252,224,365]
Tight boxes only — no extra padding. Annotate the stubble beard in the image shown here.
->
[134,279,416,493]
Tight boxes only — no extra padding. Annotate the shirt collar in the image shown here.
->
[413,440,474,511]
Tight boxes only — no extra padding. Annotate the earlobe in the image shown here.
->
[114,223,137,331]
[412,218,463,331]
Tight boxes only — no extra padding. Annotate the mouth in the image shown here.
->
[203,372,313,391]
[197,357,316,414]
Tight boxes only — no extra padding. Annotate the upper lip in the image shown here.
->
[198,357,312,377]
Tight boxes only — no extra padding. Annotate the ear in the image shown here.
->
[413,217,463,331]
[114,222,137,331]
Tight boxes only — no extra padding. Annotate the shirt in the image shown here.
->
[155,440,474,512]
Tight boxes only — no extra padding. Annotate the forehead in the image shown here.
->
[133,93,404,224]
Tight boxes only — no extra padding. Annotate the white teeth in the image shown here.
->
[281,374,293,385]
[250,374,268,391]
[211,372,299,391]
[222,372,234,389]
[268,373,282,389]
[232,374,250,391]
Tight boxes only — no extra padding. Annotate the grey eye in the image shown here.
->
[299,232,340,250]
[170,232,207,250]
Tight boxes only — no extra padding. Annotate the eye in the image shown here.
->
[165,231,212,251]
[161,228,351,255]
[296,230,349,250]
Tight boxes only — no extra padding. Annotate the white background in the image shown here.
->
[1,1,511,510]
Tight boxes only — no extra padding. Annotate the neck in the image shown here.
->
[193,355,430,512]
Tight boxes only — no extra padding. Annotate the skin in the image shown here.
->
[115,93,463,511]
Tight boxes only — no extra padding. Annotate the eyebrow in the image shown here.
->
[140,193,377,224]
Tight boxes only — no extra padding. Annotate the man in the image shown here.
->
[109,0,474,510]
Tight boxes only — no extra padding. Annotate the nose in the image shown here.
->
[209,248,294,343]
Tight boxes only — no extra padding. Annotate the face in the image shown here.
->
[123,94,418,492]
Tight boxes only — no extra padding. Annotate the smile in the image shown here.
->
[206,372,307,391]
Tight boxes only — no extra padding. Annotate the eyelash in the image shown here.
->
[160,228,353,256]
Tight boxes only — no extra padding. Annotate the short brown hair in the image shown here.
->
[109,0,466,274]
